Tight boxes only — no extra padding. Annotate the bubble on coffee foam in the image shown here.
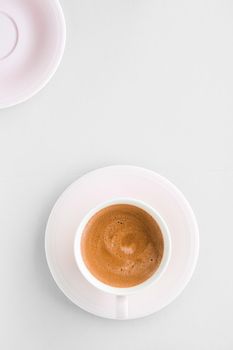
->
[121,245,135,254]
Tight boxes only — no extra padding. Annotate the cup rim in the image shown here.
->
[74,197,172,295]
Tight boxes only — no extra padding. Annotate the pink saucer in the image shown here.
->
[0,0,66,108]
[45,166,199,320]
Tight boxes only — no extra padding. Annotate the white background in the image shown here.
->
[0,0,233,348]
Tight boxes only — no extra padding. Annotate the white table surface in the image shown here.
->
[0,0,232,349]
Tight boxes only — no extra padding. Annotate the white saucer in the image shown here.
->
[0,0,65,108]
[45,166,199,320]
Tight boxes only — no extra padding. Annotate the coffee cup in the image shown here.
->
[74,198,171,319]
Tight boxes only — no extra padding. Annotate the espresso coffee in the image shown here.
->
[81,204,164,288]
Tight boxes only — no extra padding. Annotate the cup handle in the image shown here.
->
[116,295,128,320]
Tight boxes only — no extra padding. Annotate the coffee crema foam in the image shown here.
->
[81,204,164,288]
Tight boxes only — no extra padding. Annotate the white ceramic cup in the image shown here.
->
[74,198,171,319]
